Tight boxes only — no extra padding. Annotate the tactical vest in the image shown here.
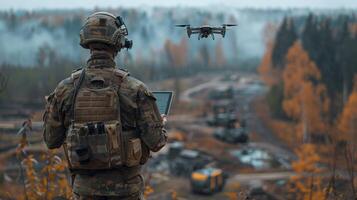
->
[64,68,143,170]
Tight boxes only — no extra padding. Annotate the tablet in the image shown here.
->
[152,91,173,115]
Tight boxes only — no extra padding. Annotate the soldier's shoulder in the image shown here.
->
[53,68,80,98]
[123,76,156,100]
[123,75,149,92]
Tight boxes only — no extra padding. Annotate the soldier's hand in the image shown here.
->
[161,114,168,126]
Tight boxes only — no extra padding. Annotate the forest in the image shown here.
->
[259,13,357,199]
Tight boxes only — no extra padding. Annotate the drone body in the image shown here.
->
[176,24,237,40]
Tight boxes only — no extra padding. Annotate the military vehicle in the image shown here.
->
[206,100,237,127]
[190,167,226,194]
[208,87,235,101]
[247,186,279,200]
[168,142,213,177]
[213,127,249,144]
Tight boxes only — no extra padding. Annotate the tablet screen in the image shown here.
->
[152,91,173,115]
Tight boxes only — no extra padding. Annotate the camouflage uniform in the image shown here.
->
[43,13,167,198]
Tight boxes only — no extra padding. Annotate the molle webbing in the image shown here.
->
[71,68,128,123]
[74,89,118,123]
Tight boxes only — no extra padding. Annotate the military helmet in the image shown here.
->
[80,12,133,51]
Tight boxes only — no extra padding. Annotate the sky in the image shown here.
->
[0,0,356,10]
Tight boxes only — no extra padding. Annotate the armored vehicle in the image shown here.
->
[168,143,213,177]
[213,127,249,144]
[208,87,235,101]
[206,100,237,127]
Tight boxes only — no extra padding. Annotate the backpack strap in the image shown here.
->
[70,68,86,123]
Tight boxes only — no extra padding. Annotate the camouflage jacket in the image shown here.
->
[43,52,167,196]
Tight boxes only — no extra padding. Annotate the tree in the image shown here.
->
[258,23,280,86]
[336,19,357,105]
[272,17,298,69]
[290,144,325,200]
[164,38,188,101]
[338,75,357,144]
[334,78,357,199]
[258,23,287,117]
[282,42,330,142]
[301,14,319,67]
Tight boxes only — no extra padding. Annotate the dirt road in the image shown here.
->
[170,72,297,185]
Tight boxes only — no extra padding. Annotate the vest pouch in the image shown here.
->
[125,138,142,167]
[106,122,124,166]
[66,124,112,170]
[86,133,111,169]
[66,127,91,169]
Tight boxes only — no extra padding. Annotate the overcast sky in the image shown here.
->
[0,0,356,10]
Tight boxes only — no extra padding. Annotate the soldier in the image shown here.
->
[43,12,167,200]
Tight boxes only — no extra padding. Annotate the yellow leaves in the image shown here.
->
[292,144,322,174]
[290,144,325,200]
[337,76,357,142]
[282,42,330,141]
[258,35,281,86]
[225,192,239,200]
[14,148,71,200]
[144,185,154,198]
[171,190,178,200]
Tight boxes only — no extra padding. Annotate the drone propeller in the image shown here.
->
[223,24,237,26]
[175,24,190,27]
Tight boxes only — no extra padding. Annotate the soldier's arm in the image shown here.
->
[43,80,71,149]
[136,86,167,152]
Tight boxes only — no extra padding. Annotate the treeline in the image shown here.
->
[263,14,357,120]
[0,58,249,107]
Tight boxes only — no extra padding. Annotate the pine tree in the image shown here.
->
[272,17,298,69]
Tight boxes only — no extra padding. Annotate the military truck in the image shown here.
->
[168,142,213,177]
[206,100,237,127]
[190,167,226,194]
[213,127,249,144]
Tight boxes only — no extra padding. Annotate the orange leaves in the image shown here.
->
[283,42,321,100]
[258,23,281,86]
[225,192,239,200]
[337,75,357,142]
[282,42,330,140]
[292,144,322,174]
[258,43,278,86]
[290,144,325,200]
[15,144,71,199]
[144,185,154,198]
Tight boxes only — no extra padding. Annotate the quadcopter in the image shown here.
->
[175,24,237,40]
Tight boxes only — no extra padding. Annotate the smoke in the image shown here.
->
[0,19,83,66]
[0,8,304,67]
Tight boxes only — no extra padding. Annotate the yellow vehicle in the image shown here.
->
[190,167,226,194]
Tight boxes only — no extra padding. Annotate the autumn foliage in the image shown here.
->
[164,38,188,68]
[258,16,357,199]
[258,23,281,86]
[282,42,330,142]
[337,75,357,143]
[8,128,72,200]
[290,144,325,200]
